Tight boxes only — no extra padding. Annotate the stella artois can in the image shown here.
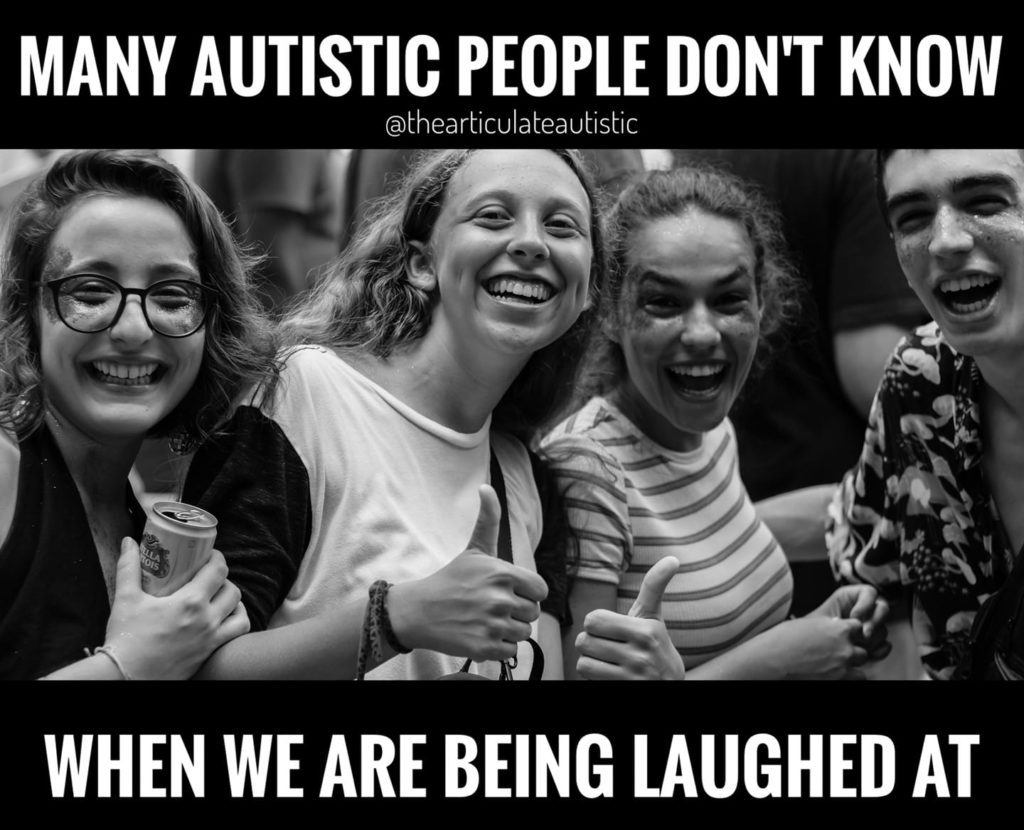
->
[139,501,218,597]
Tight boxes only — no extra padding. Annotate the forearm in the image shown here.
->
[196,596,394,680]
[562,577,618,680]
[756,484,836,564]
[536,612,563,680]
[42,654,126,681]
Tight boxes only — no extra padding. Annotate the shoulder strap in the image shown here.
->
[489,448,514,564]
[449,447,542,681]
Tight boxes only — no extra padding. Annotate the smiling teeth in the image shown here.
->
[487,278,553,302]
[668,365,725,378]
[939,274,997,294]
[92,361,159,381]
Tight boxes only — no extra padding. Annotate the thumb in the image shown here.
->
[848,586,878,622]
[114,536,143,598]
[466,484,501,556]
[629,556,679,619]
[840,617,865,638]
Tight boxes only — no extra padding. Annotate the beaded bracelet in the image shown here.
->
[355,603,372,680]
[355,581,412,680]
[85,645,135,681]
[366,581,387,667]
[378,581,412,655]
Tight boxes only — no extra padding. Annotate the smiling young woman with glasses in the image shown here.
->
[0,149,277,680]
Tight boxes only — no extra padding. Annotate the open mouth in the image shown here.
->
[666,364,728,397]
[483,276,555,305]
[87,360,166,387]
[936,274,1000,316]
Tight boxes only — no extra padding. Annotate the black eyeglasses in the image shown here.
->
[41,274,217,338]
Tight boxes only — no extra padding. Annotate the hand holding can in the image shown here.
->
[139,501,218,597]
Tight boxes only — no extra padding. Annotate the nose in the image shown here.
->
[108,296,154,347]
[679,304,722,351]
[507,219,549,262]
[928,204,973,260]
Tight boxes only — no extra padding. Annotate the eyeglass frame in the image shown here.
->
[38,274,219,338]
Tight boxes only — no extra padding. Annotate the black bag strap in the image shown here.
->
[489,448,513,564]
[447,448,544,681]
[453,636,544,681]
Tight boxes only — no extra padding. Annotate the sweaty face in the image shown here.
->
[413,149,593,366]
[611,209,761,452]
[37,194,205,446]
[883,149,1024,361]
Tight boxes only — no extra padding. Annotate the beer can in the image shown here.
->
[139,501,218,597]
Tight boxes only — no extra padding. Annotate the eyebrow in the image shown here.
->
[465,188,590,216]
[60,259,201,280]
[886,173,1018,215]
[635,268,752,289]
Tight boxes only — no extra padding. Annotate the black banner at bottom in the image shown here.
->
[3,681,1011,818]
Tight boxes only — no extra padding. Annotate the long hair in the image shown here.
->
[0,149,279,446]
[281,148,610,442]
[581,164,800,399]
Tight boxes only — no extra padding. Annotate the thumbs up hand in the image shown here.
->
[387,485,549,662]
[464,481,501,555]
[628,554,679,620]
[575,556,685,680]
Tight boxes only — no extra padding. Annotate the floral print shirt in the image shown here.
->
[826,322,1015,680]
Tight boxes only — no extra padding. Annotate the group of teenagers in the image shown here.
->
[0,147,1019,682]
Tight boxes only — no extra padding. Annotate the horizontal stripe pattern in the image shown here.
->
[542,397,793,669]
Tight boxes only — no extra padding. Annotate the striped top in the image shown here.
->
[541,397,793,668]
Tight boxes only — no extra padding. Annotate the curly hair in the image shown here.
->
[580,163,801,399]
[280,148,609,442]
[0,149,279,446]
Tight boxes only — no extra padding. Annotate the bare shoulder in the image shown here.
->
[0,429,21,547]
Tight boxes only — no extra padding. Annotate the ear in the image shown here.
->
[582,285,596,313]
[405,240,437,292]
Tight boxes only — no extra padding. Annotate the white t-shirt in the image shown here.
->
[261,346,544,679]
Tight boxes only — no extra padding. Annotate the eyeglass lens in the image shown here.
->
[56,276,208,336]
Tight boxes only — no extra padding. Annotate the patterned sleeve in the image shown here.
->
[826,345,906,594]
[182,405,312,631]
[541,433,632,585]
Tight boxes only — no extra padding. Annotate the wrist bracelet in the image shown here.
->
[355,581,412,680]
[87,645,135,681]
[378,581,412,654]
[355,600,373,680]
[366,581,386,666]
[355,581,387,679]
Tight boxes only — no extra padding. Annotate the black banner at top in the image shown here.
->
[1,15,1018,147]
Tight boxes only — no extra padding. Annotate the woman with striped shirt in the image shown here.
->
[542,165,890,680]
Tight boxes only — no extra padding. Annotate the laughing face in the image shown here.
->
[409,149,593,367]
[37,194,205,445]
[611,208,761,452]
[882,149,1024,361]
